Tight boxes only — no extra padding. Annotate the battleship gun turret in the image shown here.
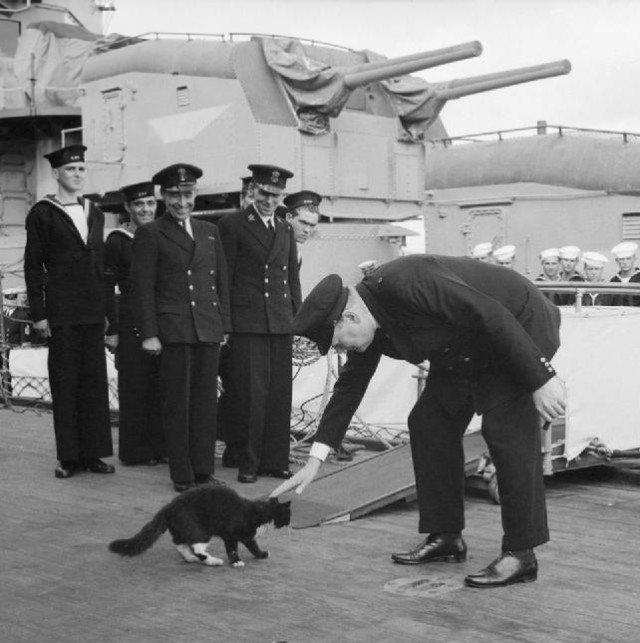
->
[77,35,571,226]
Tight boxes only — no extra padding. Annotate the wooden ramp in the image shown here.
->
[291,432,488,529]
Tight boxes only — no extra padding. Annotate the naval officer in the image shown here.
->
[130,163,230,492]
[217,164,302,483]
[24,144,114,479]
[272,254,566,588]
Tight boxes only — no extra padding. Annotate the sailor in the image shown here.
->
[610,241,640,306]
[581,251,610,306]
[272,254,566,588]
[130,163,230,492]
[217,164,302,483]
[558,245,584,281]
[24,144,115,479]
[104,181,166,466]
[470,242,493,262]
[492,244,516,269]
[535,248,563,305]
[283,190,321,268]
[558,245,585,306]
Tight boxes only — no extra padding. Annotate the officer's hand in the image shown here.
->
[104,334,119,353]
[269,457,322,498]
[33,319,51,338]
[532,376,566,422]
[142,336,162,356]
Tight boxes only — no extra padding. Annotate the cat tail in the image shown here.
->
[109,509,168,556]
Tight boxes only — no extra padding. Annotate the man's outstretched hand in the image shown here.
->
[269,457,322,498]
[533,375,566,423]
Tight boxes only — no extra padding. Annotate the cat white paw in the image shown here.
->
[202,556,224,567]
[177,544,199,563]
[232,560,245,568]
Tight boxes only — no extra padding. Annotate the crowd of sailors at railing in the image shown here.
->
[470,241,640,307]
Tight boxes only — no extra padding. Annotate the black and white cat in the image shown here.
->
[109,485,291,567]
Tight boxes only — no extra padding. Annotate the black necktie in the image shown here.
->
[267,219,275,236]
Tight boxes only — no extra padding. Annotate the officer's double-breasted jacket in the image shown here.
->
[315,254,562,449]
[130,213,230,344]
[24,196,106,327]
[217,205,301,334]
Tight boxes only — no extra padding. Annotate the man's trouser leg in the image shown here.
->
[408,386,474,534]
[481,392,549,551]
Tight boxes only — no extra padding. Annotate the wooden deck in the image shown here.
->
[2,406,640,643]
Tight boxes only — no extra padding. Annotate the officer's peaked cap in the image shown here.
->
[153,163,203,190]
[293,274,349,355]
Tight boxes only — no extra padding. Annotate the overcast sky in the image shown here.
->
[105,0,640,138]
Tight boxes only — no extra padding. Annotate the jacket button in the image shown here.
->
[211,286,216,290]
[264,278,269,283]
[187,270,192,276]
[284,280,287,285]
[188,285,194,290]
[265,264,268,269]
[265,292,270,298]
[190,301,196,306]
[212,302,217,306]
[209,270,214,275]
[284,293,287,298]
[463,357,471,363]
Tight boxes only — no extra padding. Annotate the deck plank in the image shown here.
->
[1,407,640,643]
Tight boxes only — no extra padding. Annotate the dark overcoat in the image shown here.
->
[217,205,301,333]
[130,214,230,344]
[24,197,106,326]
[315,254,561,448]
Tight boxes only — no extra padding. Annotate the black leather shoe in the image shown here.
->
[54,461,76,479]
[391,534,467,565]
[464,551,538,588]
[237,472,258,483]
[173,481,194,493]
[83,458,115,474]
[194,473,226,486]
[257,469,293,479]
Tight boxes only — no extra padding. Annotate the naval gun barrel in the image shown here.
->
[342,41,483,90]
[434,59,571,100]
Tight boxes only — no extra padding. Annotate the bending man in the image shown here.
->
[272,254,566,588]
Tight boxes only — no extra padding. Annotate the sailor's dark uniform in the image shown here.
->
[24,196,113,463]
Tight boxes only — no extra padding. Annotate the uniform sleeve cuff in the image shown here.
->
[309,442,331,461]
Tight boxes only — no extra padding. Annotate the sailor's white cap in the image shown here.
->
[611,241,638,259]
[582,251,609,268]
[471,242,493,259]
[539,248,560,261]
[492,244,516,261]
[559,245,581,259]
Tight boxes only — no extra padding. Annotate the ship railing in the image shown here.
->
[95,31,355,54]
[536,280,640,312]
[429,122,640,148]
